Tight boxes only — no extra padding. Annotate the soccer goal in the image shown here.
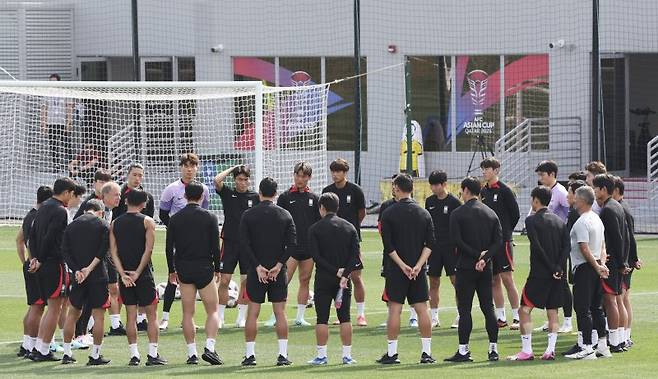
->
[0,80,329,221]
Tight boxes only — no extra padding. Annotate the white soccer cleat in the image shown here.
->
[451,316,460,329]
[294,319,312,327]
[235,319,246,328]
[558,323,573,334]
[264,314,277,327]
[596,346,612,358]
[565,349,597,360]
[409,318,419,328]
[218,319,224,329]
[431,319,440,328]
[534,321,549,332]
[159,319,169,331]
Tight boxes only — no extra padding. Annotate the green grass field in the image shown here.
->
[0,226,656,378]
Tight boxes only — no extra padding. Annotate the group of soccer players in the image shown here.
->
[15,152,640,366]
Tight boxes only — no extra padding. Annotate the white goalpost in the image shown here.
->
[0,80,329,222]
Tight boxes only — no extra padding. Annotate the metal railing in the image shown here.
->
[107,123,136,183]
[494,117,582,187]
[647,134,658,200]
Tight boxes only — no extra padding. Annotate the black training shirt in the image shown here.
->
[113,184,155,220]
[449,198,503,270]
[425,193,461,249]
[381,198,435,271]
[29,197,68,263]
[599,197,630,270]
[524,208,570,279]
[308,213,360,279]
[481,180,520,241]
[277,186,320,254]
[619,200,638,267]
[240,200,296,269]
[216,185,259,240]
[322,181,365,239]
[21,208,37,249]
[166,203,220,274]
[112,212,152,278]
[62,213,109,282]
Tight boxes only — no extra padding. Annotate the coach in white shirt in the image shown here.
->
[565,186,610,360]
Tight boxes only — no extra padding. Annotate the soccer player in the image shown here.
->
[74,170,112,219]
[377,174,435,365]
[28,177,77,361]
[565,186,609,360]
[425,170,461,329]
[276,162,321,327]
[508,186,569,361]
[100,181,124,336]
[214,164,259,328]
[533,161,572,333]
[480,157,521,330]
[16,186,52,358]
[592,174,630,353]
[240,177,296,367]
[322,159,367,326]
[60,199,110,365]
[113,163,154,332]
[612,176,641,347]
[67,183,87,223]
[159,153,210,330]
[307,192,359,365]
[110,189,166,366]
[166,181,223,365]
[445,176,501,363]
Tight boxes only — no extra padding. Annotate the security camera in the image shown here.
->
[548,39,565,49]
[210,44,224,53]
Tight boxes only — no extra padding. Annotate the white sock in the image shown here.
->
[187,343,197,358]
[278,339,288,358]
[489,342,498,353]
[22,335,30,350]
[37,339,49,355]
[521,334,532,354]
[617,327,625,344]
[218,304,226,321]
[496,308,506,321]
[296,304,306,321]
[110,314,121,329]
[627,328,632,341]
[421,337,431,355]
[161,311,170,321]
[206,338,215,352]
[563,316,572,326]
[609,329,618,346]
[598,336,608,350]
[316,345,327,359]
[245,341,255,357]
[431,308,439,320]
[26,336,36,351]
[342,345,352,359]
[91,344,101,359]
[356,302,365,317]
[547,332,558,353]
[577,331,584,347]
[237,304,247,323]
[409,307,418,320]
[129,343,139,358]
[459,344,469,355]
[63,342,72,356]
[511,308,519,321]
[387,340,398,356]
[87,316,95,331]
[148,343,158,357]
[592,329,599,345]
[137,313,146,323]
[583,344,593,353]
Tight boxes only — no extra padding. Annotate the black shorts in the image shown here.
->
[291,251,312,261]
[245,268,287,304]
[178,263,215,289]
[521,277,563,309]
[23,262,43,306]
[69,280,110,310]
[383,268,429,305]
[314,276,351,324]
[493,240,514,274]
[427,247,457,277]
[119,275,158,307]
[601,269,622,295]
[36,261,69,301]
[219,239,250,275]
[105,256,118,284]
[622,269,633,290]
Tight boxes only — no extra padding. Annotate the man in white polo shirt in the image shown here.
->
[565,187,609,360]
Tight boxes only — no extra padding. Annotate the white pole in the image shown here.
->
[254,82,264,187]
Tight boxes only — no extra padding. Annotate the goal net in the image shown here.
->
[0,81,329,222]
